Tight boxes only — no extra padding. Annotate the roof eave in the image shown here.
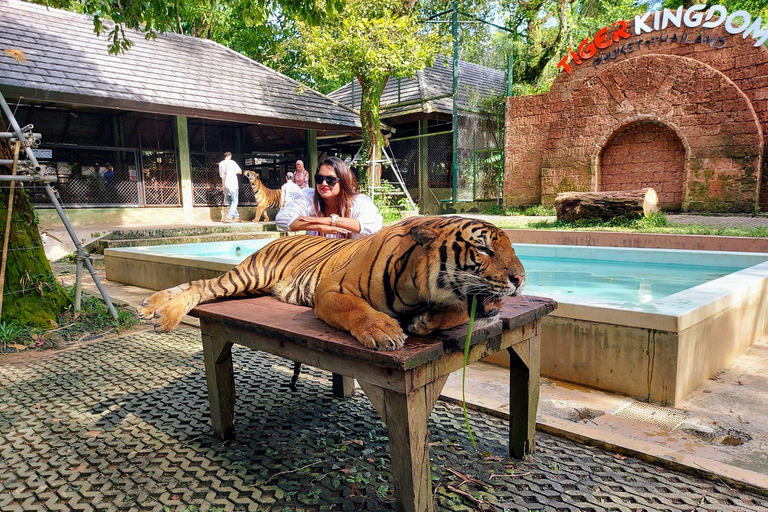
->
[0,85,363,132]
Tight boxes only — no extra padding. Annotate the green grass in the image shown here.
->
[484,204,556,216]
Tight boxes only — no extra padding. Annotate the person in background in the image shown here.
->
[293,159,309,189]
[276,156,381,239]
[280,171,301,207]
[102,163,116,197]
[218,151,242,222]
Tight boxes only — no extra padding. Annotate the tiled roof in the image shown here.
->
[0,0,360,130]
[327,56,506,119]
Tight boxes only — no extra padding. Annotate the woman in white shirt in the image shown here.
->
[276,156,382,239]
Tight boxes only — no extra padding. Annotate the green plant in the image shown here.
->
[397,196,417,212]
[484,204,505,215]
[0,320,36,351]
[522,205,556,216]
[482,204,556,217]
[51,287,139,344]
[369,180,401,224]
[461,296,478,451]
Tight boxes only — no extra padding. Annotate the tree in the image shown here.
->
[292,0,446,184]
[0,125,71,328]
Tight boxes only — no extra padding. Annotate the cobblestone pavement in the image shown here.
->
[2,328,767,512]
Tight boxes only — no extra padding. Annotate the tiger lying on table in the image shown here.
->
[138,216,526,351]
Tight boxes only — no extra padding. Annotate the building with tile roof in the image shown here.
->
[327,57,508,212]
[0,0,362,225]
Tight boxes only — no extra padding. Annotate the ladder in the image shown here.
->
[351,144,418,212]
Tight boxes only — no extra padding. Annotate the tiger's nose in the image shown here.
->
[510,274,525,288]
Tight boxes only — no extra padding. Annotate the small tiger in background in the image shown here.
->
[244,170,281,222]
[138,216,526,351]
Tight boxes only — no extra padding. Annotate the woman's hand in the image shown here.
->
[290,216,351,235]
[314,225,352,236]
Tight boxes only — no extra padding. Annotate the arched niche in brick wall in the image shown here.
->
[538,54,762,211]
[597,120,687,210]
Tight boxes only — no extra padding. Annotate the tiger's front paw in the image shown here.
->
[351,314,406,351]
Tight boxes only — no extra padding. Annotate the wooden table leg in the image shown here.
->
[202,332,236,440]
[331,373,355,398]
[358,377,447,512]
[507,334,540,458]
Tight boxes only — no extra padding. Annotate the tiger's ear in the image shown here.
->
[410,226,440,247]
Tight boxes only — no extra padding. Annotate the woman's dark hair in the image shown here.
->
[313,156,359,217]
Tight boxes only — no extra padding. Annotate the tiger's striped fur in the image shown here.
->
[245,170,281,222]
[138,216,526,350]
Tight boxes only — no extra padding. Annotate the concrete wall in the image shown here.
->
[105,251,234,291]
[484,278,768,406]
[502,229,768,253]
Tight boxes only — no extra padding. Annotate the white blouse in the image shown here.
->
[275,188,383,239]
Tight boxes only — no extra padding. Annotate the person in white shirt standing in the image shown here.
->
[218,152,242,222]
[280,171,302,207]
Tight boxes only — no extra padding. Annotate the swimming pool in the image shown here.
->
[105,239,768,405]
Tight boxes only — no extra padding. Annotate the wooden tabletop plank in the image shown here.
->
[499,296,558,330]
[190,294,557,370]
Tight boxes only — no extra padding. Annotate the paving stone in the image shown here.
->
[1,328,767,511]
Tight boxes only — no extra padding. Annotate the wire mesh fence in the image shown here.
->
[190,152,297,207]
[456,112,503,201]
[385,131,453,202]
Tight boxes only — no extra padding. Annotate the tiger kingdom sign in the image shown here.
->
[557,4,768,74]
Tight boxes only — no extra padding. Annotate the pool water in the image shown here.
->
[521,256,741,305]
[129,240,768,310]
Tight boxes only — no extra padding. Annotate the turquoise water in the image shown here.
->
[519,254,740,305]
[129,240,768,308]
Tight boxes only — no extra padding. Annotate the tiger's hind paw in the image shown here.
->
[351,315,406,351]
[137,285,189,321]
[147,301,189,333]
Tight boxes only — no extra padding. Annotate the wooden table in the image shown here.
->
[190,295,556,512]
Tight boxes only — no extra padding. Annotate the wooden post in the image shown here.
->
[418,119,430,214]
[202,331,236,440]
[0,140,19,316]
[174,115,195,223]
[379,385,434,512]
[507,333,540,458]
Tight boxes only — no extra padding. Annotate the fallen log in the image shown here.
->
[555,188,659,222]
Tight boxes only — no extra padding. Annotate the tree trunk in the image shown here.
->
[555,188,659,222]
[0,128,71,328]
[359,76,387,188]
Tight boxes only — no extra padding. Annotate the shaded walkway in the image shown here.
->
[1,328,766,511]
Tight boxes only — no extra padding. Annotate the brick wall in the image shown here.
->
[600,121,686,209]
[505,17,767,211]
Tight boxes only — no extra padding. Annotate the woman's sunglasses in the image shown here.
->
[315,174,340,186]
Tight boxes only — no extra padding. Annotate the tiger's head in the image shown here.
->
[408,216,525,318]
[244,170,263,190]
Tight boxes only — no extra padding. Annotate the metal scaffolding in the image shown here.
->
[0,92,118,320]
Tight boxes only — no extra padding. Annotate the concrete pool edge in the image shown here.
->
[504,229,768,253]
[105,248,237,291]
